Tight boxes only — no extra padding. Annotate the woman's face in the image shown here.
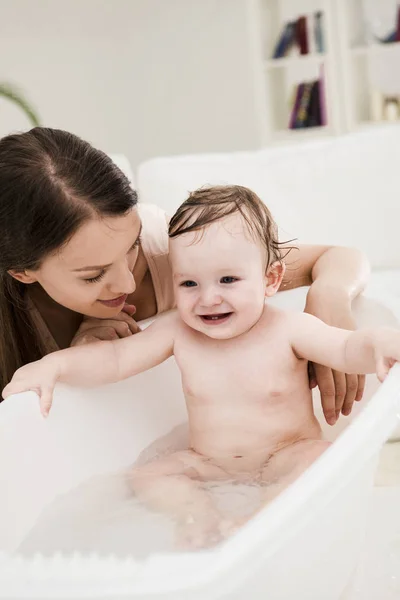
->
[17,208,142,318]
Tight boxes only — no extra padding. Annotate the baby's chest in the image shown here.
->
[174,336,300,399]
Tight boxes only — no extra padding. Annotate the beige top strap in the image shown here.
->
[139,203,175,314]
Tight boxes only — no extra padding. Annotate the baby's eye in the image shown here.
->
[220,276,238,284]
[180,280,197,288]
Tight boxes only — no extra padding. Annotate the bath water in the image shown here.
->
[18,424,264,558]
[18,471,263,558]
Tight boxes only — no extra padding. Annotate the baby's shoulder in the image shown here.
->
[263,304,305,326]
[152,308,180,329]
[144,309,180,339]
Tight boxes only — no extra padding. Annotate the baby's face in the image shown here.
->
[170,214,269,340]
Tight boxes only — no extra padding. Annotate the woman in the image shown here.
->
[0,128,370,425]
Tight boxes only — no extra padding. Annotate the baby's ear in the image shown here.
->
[265,261,286,297]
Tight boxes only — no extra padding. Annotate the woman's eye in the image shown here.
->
[220,276,238,284]
[180,280,197,288]
[83,271,106,284]
[129,236,141,252]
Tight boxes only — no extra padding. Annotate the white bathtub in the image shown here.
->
[0,287,400,600]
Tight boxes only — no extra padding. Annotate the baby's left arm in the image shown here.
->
[290,312,400,381]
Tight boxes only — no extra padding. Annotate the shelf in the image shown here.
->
[271,125,332,144]
[356,119,400,132]
[351,41,400,56]
[265,53,327,70]
[255,1,400,143]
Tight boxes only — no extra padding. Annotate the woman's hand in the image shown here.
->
[305,288,365,425]
[71,304,140,347]
[283,244,370,426]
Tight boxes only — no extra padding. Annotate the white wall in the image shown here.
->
[0,0,261,172]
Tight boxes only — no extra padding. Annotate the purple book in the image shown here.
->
[289,83,304,129]
[318,65,327,126]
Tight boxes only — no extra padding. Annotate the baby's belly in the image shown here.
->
[187,398,322,470]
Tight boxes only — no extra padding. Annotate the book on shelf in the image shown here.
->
[288,71,326,130]
[272,21,296,59]
[314,11,325,53]
[319,64,327,126]
[271,12,325,59]
[288,83,304,129]
[296,16,308,55]
[292,82,314,128]
[375,5,400,44]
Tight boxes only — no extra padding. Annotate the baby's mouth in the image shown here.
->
[199,312,233,323]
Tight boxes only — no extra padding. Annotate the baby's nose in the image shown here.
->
[199,287,223,307]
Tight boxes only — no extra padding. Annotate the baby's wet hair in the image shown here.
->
[168,184,291,267]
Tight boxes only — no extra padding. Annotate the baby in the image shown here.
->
[3,185,399,549]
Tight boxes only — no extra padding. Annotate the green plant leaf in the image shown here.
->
[0,83,41,127]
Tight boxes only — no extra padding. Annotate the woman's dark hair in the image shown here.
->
[0,127,137,391]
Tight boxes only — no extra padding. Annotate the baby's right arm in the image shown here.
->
[2,310,177,416]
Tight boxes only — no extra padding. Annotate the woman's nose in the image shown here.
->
[109,264,136,295]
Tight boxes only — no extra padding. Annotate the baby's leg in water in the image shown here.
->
[128,450,230,549]
[134,423,189,468]
[260,439,331,505]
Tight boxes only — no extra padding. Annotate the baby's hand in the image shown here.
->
[374,329,400,382]
[2,357,59,417]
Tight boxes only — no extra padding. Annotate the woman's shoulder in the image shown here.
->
[138,203,175,314]
[138,203,169,256]
[138,202,168,227]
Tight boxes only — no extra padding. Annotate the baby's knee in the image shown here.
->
[127,454,189,490]
[127,465,155,494]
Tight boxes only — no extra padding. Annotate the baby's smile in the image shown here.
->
[199,312,233,325]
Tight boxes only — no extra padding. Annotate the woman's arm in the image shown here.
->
[281,245,370,296]
[281,245,371,426]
